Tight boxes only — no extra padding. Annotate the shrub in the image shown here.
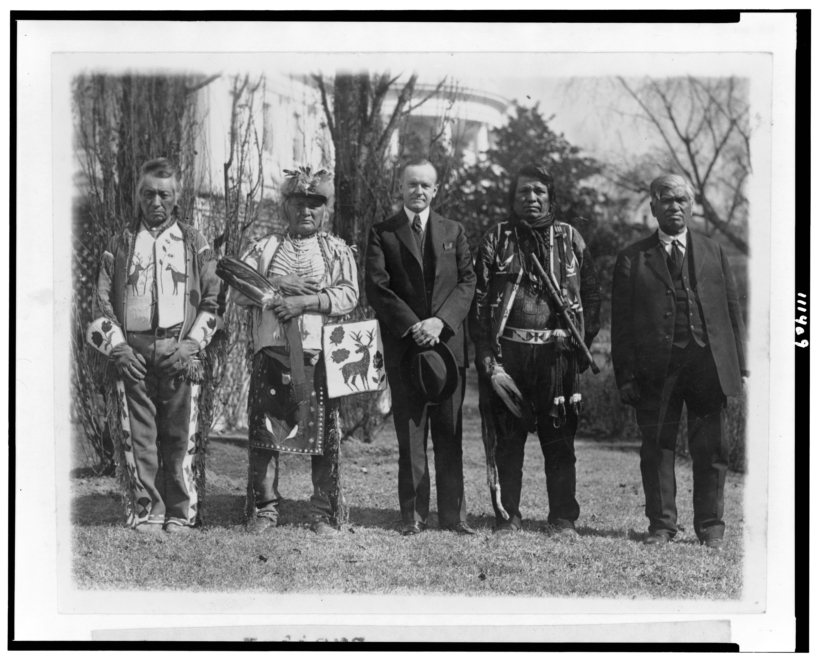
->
[580,337,746,473]
[579,358,641,440]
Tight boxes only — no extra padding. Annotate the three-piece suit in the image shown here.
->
[611,229,747,541]
[365,208,476,528]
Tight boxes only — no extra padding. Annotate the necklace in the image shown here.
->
[270,232,326,282]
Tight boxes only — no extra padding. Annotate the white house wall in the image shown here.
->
[197,72,334,201]
[381,84,510,129]
[196,74,508,199]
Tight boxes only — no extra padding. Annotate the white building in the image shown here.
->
[195,73,511,219]
[196,73,331,201]
[381,81,511,165]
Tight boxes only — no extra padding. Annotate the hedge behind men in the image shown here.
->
[92,158,224,534]
[611,174,747,551]
[365,159,477,536]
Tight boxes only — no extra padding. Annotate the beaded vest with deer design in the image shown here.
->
[125,220,187,330]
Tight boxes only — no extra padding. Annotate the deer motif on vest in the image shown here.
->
[127,255,148,295]
[165,263,188,295]
[341,330,374,391]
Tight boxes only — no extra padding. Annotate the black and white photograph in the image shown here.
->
[13,13,801,648]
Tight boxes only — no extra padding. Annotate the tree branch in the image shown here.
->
[374,73,418,158]
[700,116,736,187]
[312,73,337,145]
[402,76,448,115]
[367,72,393,134]
[648,79,708,190]
[698,194,748,254]
[185,73,221,96]
[693,76,752,169]
[618,77,692,181]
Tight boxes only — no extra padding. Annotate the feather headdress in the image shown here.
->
[281,165,334,202]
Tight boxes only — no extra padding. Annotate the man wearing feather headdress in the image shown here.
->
[469,164,601,537]
[90,158,225,534]
[231,166,358,536]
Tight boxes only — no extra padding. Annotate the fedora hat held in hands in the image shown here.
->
[398,342,459,404]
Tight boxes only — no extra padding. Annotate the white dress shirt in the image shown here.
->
[404,206,431,233]
[657,227,688,257]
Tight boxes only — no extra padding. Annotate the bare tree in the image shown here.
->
[614,76,751,255]
[201,74,267,433]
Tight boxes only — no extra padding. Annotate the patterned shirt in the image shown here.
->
[237,232,359,352]
[470,217,601,364]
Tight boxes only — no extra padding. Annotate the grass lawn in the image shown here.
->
[71,370,744,598]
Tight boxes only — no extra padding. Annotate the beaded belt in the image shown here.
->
[501,326,569,345]
[129,325,183,339]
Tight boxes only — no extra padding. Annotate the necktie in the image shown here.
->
[671,240,683,269]
[412,215,424,251]
[412,214,423,237]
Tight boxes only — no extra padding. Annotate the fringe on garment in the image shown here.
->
[548,340,583,429]
[244,351,262,523]
[103,364,139,526]
[183,358,206,383]
[245,442,257,523]
[197,247,213,273]
[477,373,509,521]
[326,399,348,527]
[102,337,221,528]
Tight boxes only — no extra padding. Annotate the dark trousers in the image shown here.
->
[250,446,338,522]
[488,342,580,528]
[123,334,196,525]
[635,343,728,540]
[387,365,468,527]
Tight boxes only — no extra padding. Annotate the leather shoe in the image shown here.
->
[164,522,193,535]
[644,532,671,545]
[310,521,338,536]
[247,513,278,534]
[703,537,725,552]
[493,521,521,535]
[400,522,426,536]
[442,521,476,535]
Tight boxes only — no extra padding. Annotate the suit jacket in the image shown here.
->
[365,208,476,369]
[611,230,747,406]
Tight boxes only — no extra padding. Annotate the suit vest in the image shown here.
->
[667,247,707,349]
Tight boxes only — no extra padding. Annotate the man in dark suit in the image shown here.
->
[611,174,748,551]
[365,159,477,536]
